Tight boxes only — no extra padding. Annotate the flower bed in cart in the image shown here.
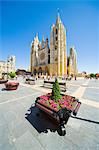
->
[35,79,81,136]
[36,93,80,116]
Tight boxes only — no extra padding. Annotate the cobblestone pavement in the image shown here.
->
[0,78,99,150]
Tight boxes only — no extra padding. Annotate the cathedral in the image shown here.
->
[30,13,77,77]
[0,55,16,78]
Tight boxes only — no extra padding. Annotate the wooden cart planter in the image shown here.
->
[35,93,81,136]
[5,82,19,90]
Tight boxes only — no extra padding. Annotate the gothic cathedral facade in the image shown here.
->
[30,13,77,77]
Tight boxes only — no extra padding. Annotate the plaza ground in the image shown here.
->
[0,78,99,150]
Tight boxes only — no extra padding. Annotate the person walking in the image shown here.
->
[75,76,77,80]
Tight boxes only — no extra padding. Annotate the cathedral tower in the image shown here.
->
[68,46,77,76]
[50,12,67,76]
[30,34,39,72]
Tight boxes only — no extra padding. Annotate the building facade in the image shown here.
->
[0,55,16,78]
[30,35,50,75]
[30,13,77,77]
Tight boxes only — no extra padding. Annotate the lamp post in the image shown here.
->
[10,56,13,71]
[7,60,9,79]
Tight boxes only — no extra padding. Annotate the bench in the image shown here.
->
[25,78,35,85]
[43,80,66,92]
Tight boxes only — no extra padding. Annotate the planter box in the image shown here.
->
[5,82,19,90]
[35,93,81,136]
[0,80,8,84]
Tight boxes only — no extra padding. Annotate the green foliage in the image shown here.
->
[90,73,95,78]
[51,78,62,102]
[9,72,16,78]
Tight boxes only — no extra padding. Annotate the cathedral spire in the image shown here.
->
[56,8,61,24]
[35,33,39,43]
[42,35,45,42]
[36,33,38,39]
[57,8,60,18]
[41,35,45,48]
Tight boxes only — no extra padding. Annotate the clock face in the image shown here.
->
[40,52,45,60]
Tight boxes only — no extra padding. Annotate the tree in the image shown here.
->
[9,72,16,78]
[51,78,62,102]
[90,73,95,78]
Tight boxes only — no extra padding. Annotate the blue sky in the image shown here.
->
[0,0,99,73]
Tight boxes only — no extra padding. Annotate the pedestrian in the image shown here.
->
[75,76,77,80]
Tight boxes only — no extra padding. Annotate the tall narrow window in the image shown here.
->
[56,28,58,34]
[48,55,50,64]
[56,36,58,41]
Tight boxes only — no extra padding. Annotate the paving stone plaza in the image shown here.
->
[0,78,99,150]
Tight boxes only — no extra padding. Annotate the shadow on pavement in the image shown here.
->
[25,106,59,134]
[71,116,99,124]
[1,88,7,91]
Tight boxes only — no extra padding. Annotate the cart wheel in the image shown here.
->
[36,113,40,116]
[57,125,66,136]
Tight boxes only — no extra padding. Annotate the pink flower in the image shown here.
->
[39,95,49,101]
[38,94,78,112]
[49,100,54,104]
[39,99,46,104]
[50,103,57,108]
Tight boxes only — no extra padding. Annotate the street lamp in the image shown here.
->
[10,56,13,70]
[7,60,9,79]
